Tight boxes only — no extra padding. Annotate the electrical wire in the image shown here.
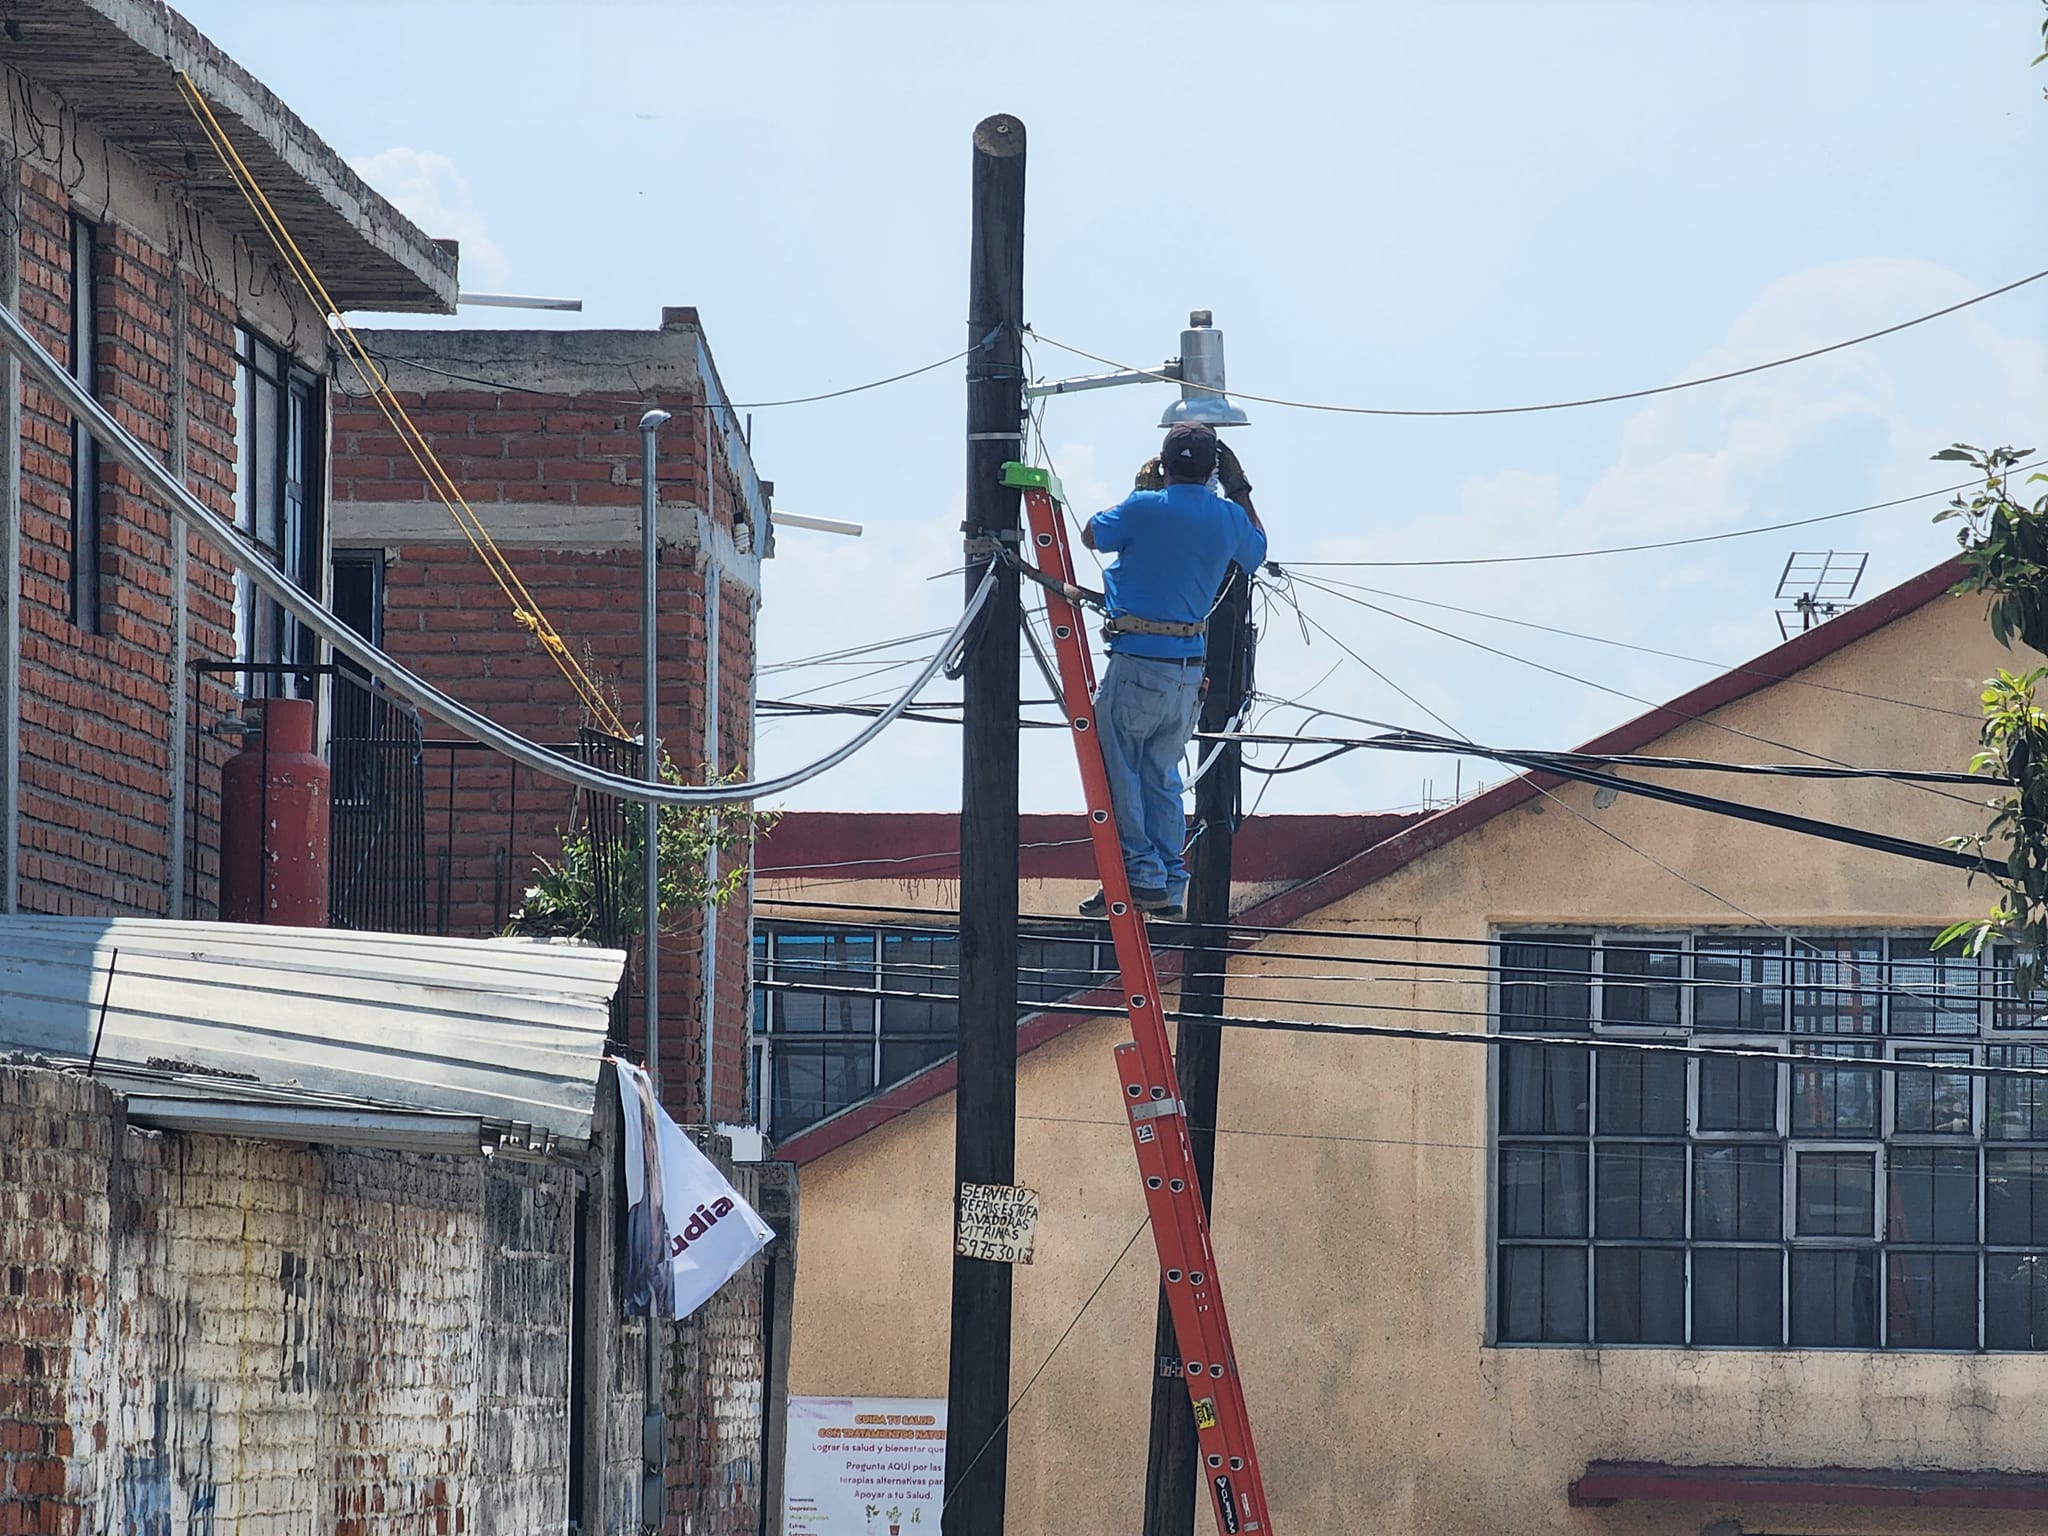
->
[756,895,2043,1027]
[766,1088,1494,1155]
[1293,635,1987,1020]
[1288,572,1983,720]
[938,1214,1152,1520]
[1024,268,2048,418]
[357,338,987,410]
[758,896,1979,961]
[1281,480,2000,567]
[754,981,2048,1080]
[763,945,2018,1008]
[764,965,2008,1018]
[1212,731,2002,787]
[760,628,954,675]
[1283,573,1987,807]
[757,698,1068,729]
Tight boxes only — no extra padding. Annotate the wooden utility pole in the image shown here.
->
[942,111,1026,1536]
[1140,518,1257,1536]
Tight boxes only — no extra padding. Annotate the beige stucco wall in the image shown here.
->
[785,588,2048,1536]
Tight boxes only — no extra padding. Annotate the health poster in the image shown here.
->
[783,1396,946,1534]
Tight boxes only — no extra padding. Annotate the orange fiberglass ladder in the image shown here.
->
[1003,461,1271,1536]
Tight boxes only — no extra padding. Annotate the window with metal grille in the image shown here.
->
[233,326,323,697]
[750,919,1113,1140]
[1494,929,2048,1351]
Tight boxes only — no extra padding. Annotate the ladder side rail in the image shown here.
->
[1020,485,1273,1535]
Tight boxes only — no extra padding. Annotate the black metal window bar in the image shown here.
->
[329,670,427,935]
[572,727,642,1049]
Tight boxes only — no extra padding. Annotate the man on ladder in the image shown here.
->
[1078,422,1267,920]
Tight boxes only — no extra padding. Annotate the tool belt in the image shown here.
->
[1103,614,1207,639]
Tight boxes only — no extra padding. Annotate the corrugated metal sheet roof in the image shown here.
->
[0,917,625,1154]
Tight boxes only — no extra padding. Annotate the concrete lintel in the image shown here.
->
[345,324,705,401]
[335,499,759,593]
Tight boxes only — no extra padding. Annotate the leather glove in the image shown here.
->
[1134,455,1166,491]
[1217,440,1252,499]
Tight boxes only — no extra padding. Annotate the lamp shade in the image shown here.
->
[1161,310,1249,427]
[1159,392,1251,429]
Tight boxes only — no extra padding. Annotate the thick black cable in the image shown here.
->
[1211,731,2004,787]
[1284,573,1987,807]
[755,979,2048,1078]
[753,895,1924,956]
[762,928,2020,1006]
[765,964,2006,1015]
[1025,270,2048,418]
[1208,729,1985,872]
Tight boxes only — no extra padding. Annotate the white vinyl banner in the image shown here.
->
[783,1396,947,1535]
[613,1057,775,1319]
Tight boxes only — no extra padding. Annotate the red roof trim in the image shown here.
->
[775,558,1968,1166]
[755,812,1414,886]
[1570,1460,2048,1510]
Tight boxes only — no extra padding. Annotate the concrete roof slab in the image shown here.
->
[4,0,458,311]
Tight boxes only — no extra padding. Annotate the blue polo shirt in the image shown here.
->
[1088,483,1268,659]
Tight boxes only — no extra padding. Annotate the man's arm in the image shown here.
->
[1086,497,1131,555]
[1239,515,1269,573]
[1217,440,1264,533]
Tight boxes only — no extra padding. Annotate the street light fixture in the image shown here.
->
[1025,309,1250,427]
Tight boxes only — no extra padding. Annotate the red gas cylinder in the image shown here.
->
[221,696,331,926]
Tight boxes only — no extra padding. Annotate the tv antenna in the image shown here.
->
[1774,551,1868,640]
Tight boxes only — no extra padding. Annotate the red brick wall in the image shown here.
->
[0,1067,113,1535]
[331,378,760,1127]
[9,164,245,920]
[180,273,245,921]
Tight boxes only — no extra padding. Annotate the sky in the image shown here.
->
[179,0,2048,819]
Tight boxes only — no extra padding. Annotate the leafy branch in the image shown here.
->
[508,754,775,942]
[1935,445,2048,992]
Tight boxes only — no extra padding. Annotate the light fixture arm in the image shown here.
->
[1025,361,1181,400]
[1024,310,1248,428]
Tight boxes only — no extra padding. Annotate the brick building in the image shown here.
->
[0,0,453,921]
[0,6,790,1533]
[328,314,769,1131]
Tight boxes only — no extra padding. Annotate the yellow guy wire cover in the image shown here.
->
[175,73,632,739]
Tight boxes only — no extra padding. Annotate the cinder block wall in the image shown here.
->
[0,1063,606,1533]
[330,320,763,1128]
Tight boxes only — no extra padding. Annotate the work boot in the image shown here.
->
[1079,886,1174,918]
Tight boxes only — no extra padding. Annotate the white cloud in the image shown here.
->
[352,146,511,289]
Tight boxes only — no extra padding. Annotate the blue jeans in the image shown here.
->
[1094,652,1204,897]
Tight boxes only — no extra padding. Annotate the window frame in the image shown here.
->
[232,325,325,699]
[752,919,1114,1142]
[1491,926,2048,1353]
